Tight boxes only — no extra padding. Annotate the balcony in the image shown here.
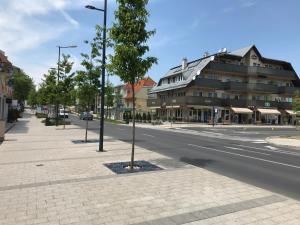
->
[148,97,293,110]
[246,83,278,93]
[194,78,225,89]
[207,62,296,79]
[278,86,300,95]
[147,96,224,108]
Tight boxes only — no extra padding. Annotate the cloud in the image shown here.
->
[240,0,257,8]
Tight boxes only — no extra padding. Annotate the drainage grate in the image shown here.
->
[104,160,163,174]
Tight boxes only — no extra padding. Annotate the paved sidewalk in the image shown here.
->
[0,113,299,225]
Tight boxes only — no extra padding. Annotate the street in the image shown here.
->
[70,114,300,200]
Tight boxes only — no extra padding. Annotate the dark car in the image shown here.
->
[80,112,93,120]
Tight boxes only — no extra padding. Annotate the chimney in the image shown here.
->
[182,58,188,70]
[203,52,209,58]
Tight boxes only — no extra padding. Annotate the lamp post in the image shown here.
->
[85,0,107,152]
[55,45,77,126]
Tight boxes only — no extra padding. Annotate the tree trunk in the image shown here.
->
[130,83,136,169]
[85,100,90,142]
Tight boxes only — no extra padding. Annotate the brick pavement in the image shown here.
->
[0,113,299,225]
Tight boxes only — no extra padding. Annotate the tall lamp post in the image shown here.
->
[85,0,107,152]
[56,45,77,126]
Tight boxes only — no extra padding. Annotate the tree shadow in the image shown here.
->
[180,157,215,168]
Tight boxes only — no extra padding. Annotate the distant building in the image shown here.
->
[0,50,13,140]
[124,77,156,113]
[148,45,300,125]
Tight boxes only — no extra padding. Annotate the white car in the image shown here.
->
[59,109,69,118]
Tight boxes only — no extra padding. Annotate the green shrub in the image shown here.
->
[36,113,48,118]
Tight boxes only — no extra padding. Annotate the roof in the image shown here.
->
[124,77,156,99]
[0,51,12,66]
[149,45,298,94]
[150,57,213,93]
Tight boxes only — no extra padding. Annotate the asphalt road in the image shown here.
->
[69,115,300,200]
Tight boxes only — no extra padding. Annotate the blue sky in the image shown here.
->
[0,0,299,86]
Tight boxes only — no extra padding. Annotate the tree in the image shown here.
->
[75,26,105,141]
[293,91,300,112]
[37,69,57,106]
[57,54,74,128]
[27,88,37,107]
[105,81,114,118]
[12,69,35,107]
[109,0,157,169]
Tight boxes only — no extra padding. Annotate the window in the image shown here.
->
[234,95,239,100]
[208,93,213,98]
[253,63,257,66]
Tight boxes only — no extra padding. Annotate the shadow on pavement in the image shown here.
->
[180,157,215,168]
[6,113,31,134]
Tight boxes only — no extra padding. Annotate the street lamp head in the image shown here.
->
[85,5,96,10]
[85,5,104,12]
[57,45,78,49]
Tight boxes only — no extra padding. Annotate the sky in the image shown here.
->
[0,0,299,87]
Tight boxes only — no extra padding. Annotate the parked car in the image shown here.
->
[59,109,69,118]
[80,112,93,120]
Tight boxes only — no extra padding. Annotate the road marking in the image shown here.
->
[224,146,270,156]
[252,140,268,144]
[265,146,278,150]
[117,128,125,131]
[202,131,224,136]
[142,134,155,138]
[188,144,300,169]
[233,144,300,157]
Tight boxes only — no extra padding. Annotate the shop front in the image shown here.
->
[230,107,253,124]
[257,108,281,124]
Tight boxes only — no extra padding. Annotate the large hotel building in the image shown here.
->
[148,45,300,125]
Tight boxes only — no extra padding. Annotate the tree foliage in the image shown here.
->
[293,91,300,112]
[75,26,105,111]
[12,69,34,103]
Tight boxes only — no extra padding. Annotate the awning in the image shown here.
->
[165,105,180,109]
[149,106,161,109]
[231,107,253,114]
[258,108,281,115]
[285,110,300,115]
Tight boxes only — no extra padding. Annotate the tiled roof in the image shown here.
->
[124,77,156,99]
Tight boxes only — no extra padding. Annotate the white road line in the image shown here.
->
[142,134,155,138]
[224,146,270,156]
[233,144,300,157]
[265,146,278,150]
[188,144,300,169]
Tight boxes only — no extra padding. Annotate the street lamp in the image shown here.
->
[56,45,77,126]
[85,0,107,152]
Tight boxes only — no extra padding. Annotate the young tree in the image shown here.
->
[293,91,300,120]
[75,26,104,141]
[57,54,74,128]
[109,0,157,169]
[105,81,114,119]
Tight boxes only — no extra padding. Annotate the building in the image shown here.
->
[124,77,157,113]
[0,50,13,140]
[148,45,300,125]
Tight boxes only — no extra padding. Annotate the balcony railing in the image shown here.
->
[207,62,296,79]
[194,78,299,94]
[147,96,293,109]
